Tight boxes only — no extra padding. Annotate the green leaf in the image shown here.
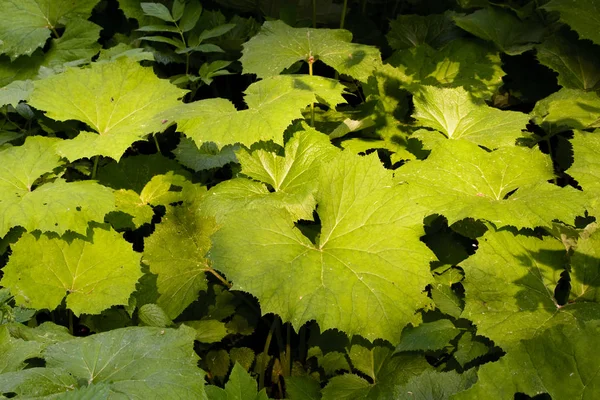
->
[7,322,73,345]
[570,226,600,303]
[531,89,600,134]
[198,24,236,41]
[431,284,463,318]
[453,332,490,367]
[140,2,173,22]
[39,19,102,75]
[180,1,202,32]
[394,369,476,399]
[54,383,110,399]
[209,151,435,342]
[453,7,544,55]
[223,362,267,400]
[285,376,321,400]
[396,140,587,229]
[1,226,142,316]
[412,86,528,148]
[455,321,600,399]
[0,325,43,373]
[241,20,382,82]
[349,345,391,382]
[568,130,600,216]
[536,32,600,91]
[542,0,600,46]
[45,326,206,398]
[460,228,600,351]
[395,320,460,352]
[168,74,345,148]
[28,58,187,161]
[0,0,100,60]
[0,368,78,397]
[386,12,462,50]
[175,139,238,171]
[138,303,172,327]
[184,319,228,343]
[143,205,218,319]
[0,80,34,107]
[386,39,505,100]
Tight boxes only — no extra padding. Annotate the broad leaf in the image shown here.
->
[460,229,600,351]
[1,226,142,316]
[0,0,100,60]
[396,140,587,229]
[386,13,462,50]
[570,227,600,302]
[387,39,505,100]
[0,368,78,397]
[143,205,218,319]
[209,152,435,342]
[568,130,600,216]
[0,80,34,107]
[455,321,600,399]
[0,136,115,236]
[28,58,187,161]
[241,20,382,82]
[395,320,460,352]
[531,89,600,134]
[42,326,206,398]
[168,75,345,148]
[542,0,600,46]
[0,326,43,373]
[205,363,268,400]
[174,139,239,172]
[536,33,600,91]
[412,86,528,148]
[453,7,544,55]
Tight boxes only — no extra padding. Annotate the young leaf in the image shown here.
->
[209,152,435,342]
[143,205,218,319]
[542,0,600,46]
[0,0,100,60]
[453,7,544,55]
[396,140,587,229]
[241,20,382,82]
[140,2,173,22]
[166,74,345,148]
[460,229,600,351]
[412,86,528,148]
[28,58,187,161]
[1,226,142,316]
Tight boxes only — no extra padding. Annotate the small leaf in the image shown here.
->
[140,2,173,22]
[184,320,228,343]
[179,1,202,32]
[395,320,460,352]
[138,303,172,327]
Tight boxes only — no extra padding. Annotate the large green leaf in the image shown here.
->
[28,58,187,161]
[395,320,460,352]
[205,363,268,400]
[0,326,43,373]
[396,140,587,229]
[460,229,600,351]
[168,75,345,149]
[0,136,115,236]
[209,151,435,342]
[143,205,218,319]
[531,89,600,134]
[536,33,600,91]
[240,20,382,82]
[453,7,544,55]
[0,326,206,398]
[1,226,142,316]
[570,226,600,302]
[454,321,600,399]
[542,0,600,46]
[568,130,600,216]
[0,0,99,60]
[386,12,462,50]
[412,86,528,148]
[387,39,504,100]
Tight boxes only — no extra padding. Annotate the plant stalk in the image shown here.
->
[259,318,277,390]
[153,134,161,153]
[308,55,315,127]
[340,0,348,29]
[91,156,99,180]
[312,0,317,28]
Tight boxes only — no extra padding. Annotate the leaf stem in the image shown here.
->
[206,267,232,288]
[308,55,315,127]
[153,134,161,154]
[312,0,317,28]
[259,318,277,390]
[285,323,291,376]
[91,156,99,180]
[340,0,348,29]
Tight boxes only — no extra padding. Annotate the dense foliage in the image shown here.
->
[0,0,599,398]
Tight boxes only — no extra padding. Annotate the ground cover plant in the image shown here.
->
[0,0,599,398]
